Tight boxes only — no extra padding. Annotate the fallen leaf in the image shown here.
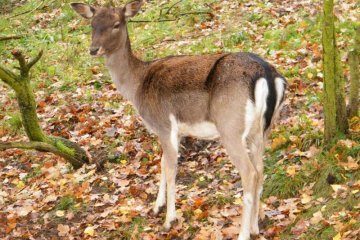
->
[271,135,287,150]
[331,184,347,193]
[17,205,33,217]
[286,165,297,177]
[333,232,341,240]
[310,211,323,224]
[222,226,239,237]
[57,224,70,237]
[84,226,96,236]
[56,210,65,217]
[301,193,312,204]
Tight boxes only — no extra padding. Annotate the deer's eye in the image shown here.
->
[113,22,120,29]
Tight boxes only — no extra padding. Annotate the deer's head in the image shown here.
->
[71,1,143,56]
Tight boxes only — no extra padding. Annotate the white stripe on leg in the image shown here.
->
[238,192,253,240]
[153,155,166,214]
[163,165,177,230]
[162,114,179,230]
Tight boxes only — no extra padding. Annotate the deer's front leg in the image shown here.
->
[161,116,179,230]
[153,155,166,214]
[163,143,178,230]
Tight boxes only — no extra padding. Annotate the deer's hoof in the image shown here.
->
[250,224,259,235]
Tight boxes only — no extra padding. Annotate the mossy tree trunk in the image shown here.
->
[335,51,348,132]
[0,50,89,169]
[323,0,337,143]
[348,26,360,118]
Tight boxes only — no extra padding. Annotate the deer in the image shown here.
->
[71,1,286,239]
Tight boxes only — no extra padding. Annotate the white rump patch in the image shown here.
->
[242,100,255,144]
[254,78,269,129]
[274,77,285,110]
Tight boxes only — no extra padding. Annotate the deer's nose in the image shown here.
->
[89,47,99,55]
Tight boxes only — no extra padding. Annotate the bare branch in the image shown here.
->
[0,35,22,41]
[165,0,183,15]
[7,0,45,19]
[11,49,28,77]
[9,50,43,78]
[129,18,178,23]
[0,65,19,88]
[179,11,214,18]
[27,50,43,70]
[0,140,88,169]
[0,141,60,152]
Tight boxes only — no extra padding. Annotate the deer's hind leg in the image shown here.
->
[215,101,259,240]
[248,132,265,236]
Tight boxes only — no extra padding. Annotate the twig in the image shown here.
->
[204,3,215,10]
[129,11,213,24]
[10,49,43,77]
[0,66,18,87]
[0,141,71,158]
[7,0,46,19]
[0,35,22,41]
[165,0,183,15]
[27,50,43,70]
[129,18,178,23]
[11,50,28,77]
[179,11,214,18]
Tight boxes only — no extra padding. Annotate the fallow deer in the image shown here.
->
[71,1,286,239]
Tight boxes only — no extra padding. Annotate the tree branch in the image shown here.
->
[7,0,46,19]
[129,18,178,23]
[27,50,43,70]
[0,35,22,41]
[10,49,43,78]
[165,0,183,15]
[11,49,28,77]
[0,141,61,152]
[179,11,214,18]
[0,141,88,168]
[0,65,19,88]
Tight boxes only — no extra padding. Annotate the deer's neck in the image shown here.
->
[105,37,146,103]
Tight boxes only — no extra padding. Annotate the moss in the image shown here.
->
[323,0,337,143]
[54,140,76,156]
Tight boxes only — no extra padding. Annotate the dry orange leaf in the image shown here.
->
[271,135,287,150]
[286,165,297,177]
[57,224,70,237]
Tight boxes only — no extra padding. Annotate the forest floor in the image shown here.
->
[0,0,359,239]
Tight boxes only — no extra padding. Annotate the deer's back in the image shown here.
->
[136,52,283,132]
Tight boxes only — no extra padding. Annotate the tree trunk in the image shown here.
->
[335,52,348,133]
[323,0,337,144]
[348,27,360,118]
[0,50,90,169]
[15,80,48,142]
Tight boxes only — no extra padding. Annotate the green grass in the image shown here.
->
[23,165,42,182]
[280,194,358,240]
[55,195,76,211]
[208,194,235,207]
[121,216,147,240]
[2,112,23,134]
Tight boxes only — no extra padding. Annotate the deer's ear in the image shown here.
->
[71,3,96,19]
[124,0,143,19]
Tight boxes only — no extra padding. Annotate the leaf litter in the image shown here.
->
[0,0,359,239]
